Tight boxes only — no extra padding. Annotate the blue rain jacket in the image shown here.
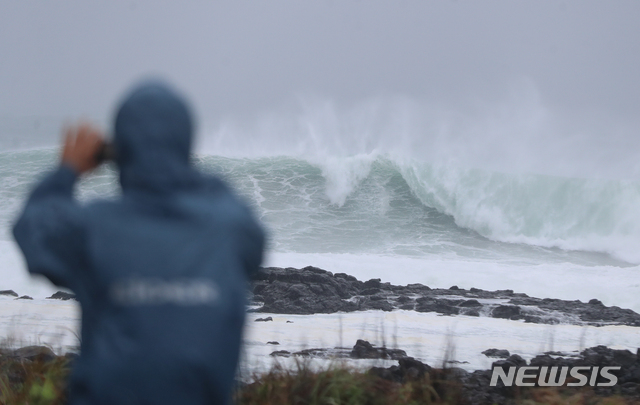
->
[13,83,265,404]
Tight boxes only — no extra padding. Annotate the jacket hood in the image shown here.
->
[114,81,203,192]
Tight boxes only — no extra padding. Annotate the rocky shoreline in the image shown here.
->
[4,265,640,327]
[267,339,640,403]
[251,266,640,327]
[0,290,75,301]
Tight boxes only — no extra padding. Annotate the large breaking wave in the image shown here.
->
[2,89,639,265]
[194,91,640,264]
[198,154,639,265]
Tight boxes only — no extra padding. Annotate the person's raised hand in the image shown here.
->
[61,123,105,174]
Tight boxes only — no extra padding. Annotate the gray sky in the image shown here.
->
[1,1,639,151]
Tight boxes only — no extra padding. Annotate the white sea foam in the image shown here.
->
[243,311,640,374]
[2,297,637,375]
[310,152,377,207]
[0,296,79,352]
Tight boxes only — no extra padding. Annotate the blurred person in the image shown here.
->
[13,81,265,404]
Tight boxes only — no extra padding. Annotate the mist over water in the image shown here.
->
[199,81,640,180]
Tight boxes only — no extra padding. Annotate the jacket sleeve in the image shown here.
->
[12,165,88,290]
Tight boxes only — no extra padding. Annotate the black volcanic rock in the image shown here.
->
[415,298,460,316]
[363,278,382,289]
[254,267,360,314]
[269,350,291,357]
[397,295,412,304]
[251,266,640,327]
[492,354,527,369]
[0,290,18,297]
[269,340,407,361]
[482,348,510,358]
[350,339,407,360]
[369,356,432,383]
[47,291,76,301]
[460,299,482,307]
[491,305,522,320]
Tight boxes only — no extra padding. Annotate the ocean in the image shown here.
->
[1,105,640,370]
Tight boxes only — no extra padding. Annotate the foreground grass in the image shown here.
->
[235,362,636,405]
[0,355,636,405]
[235,362,463,405]
[0,354,70,405]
